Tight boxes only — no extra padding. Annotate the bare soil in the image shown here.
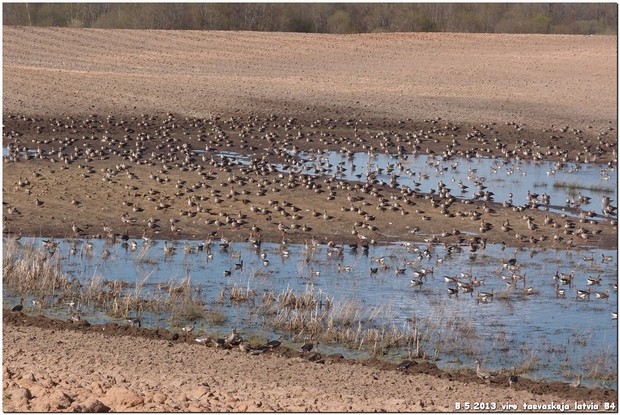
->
[3,312,617,412]
[2,27,618,411]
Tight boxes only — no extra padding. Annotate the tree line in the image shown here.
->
[3,3,617,35]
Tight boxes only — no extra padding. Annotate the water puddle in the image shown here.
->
[4,236,617,388]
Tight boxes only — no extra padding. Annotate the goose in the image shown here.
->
[475,359,494,381]
[337,263,352,272]
[163,241,176,255]
[195,337,213,346]
[413,267,433,278]
[227,327,242,346]
[72,222,84,236]
[410,278,423,287]
[444,275,458,283]
[215,338,228,348]
[238,342,250,353]
[523,285,535,295]
[182,321,196,334]
[250,345,270,355]
[267,339,281,349]
[397,360,414,371]
[306,349,323,362]
[394,267,406,275]
[555,271,574,285]
[11,298,24,312]
[554,284,566,298]
[300,336,313,353]
[576,288,591,300]
[594,290,610,300]
[571,374,582,388]
[477,289,494,300]
[460,283,475,295]
[612,312,618,320]
[500,256,517,268]
[582,255,595,263]
[127,317,141,328]
[587,275,602,286]
[508,367,518,387]
[42,239,58,249]
[601,253,613,263]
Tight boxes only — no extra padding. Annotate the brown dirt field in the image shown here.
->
[2,27,618,411]
[3,312,617,412]
[3,28,617,132]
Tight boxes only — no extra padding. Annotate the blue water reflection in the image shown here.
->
[287,151,616,217]
[5,236,617,388]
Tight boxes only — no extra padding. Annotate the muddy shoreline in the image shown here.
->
[3,112,617,250]
[3,311,617,412]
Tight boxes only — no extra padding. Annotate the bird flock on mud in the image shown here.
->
[3,113,617,251]
[4,112,617,387]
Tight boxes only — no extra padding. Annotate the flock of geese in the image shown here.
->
[4,112,617,390]
[3,113,617,254]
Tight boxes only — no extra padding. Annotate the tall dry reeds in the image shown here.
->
[3,238,69,304]
[257,284,437,357]
[3,239,208,324]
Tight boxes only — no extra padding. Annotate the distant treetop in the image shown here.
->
[3,3,617,35]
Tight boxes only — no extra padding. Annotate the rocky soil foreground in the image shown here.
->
[3,313,617,412]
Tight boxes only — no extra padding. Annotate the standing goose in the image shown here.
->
[305,340,321,362]
[72,222,85,236]
[227,327,242,346]
[475,359,494,381]
[127,317,141,328]
[182,321,196,334]
[508,367,518,387]
[11,298,24,312]
[238,341,250,353]
[555,271,574,286]
[300,336,313,353]
[164,241,176,255]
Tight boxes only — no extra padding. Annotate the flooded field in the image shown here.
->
[4,234,617,388]
[292,151,616,216]
[193,148,617,219]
